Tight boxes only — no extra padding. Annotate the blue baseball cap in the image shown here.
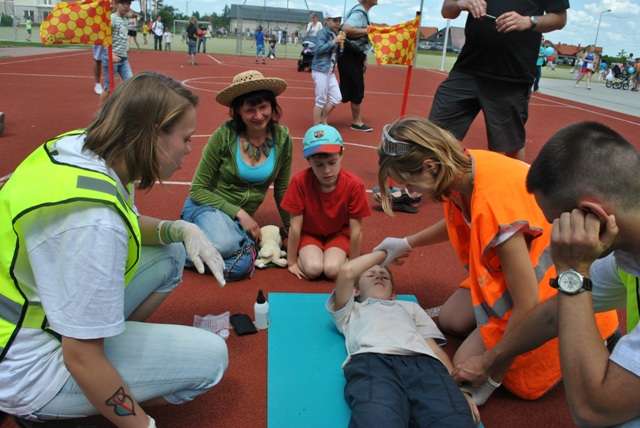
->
[302,124,344,158]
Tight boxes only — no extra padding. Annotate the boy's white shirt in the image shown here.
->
[326,291,446,367]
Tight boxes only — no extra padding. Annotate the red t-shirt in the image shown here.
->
[281,168,371,237]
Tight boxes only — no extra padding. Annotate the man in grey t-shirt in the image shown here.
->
[338,0,377,132]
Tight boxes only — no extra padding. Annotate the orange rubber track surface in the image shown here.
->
[1,49,639,428]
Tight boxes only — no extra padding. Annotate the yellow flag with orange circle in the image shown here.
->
[40,0,111,46]
[368,16,420,65]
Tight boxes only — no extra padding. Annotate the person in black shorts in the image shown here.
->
[338,0,378,132]
[429,0,569,160]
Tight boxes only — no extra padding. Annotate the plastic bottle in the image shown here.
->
[254,289,269,330]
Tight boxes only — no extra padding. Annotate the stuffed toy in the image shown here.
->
[255,225,287,269]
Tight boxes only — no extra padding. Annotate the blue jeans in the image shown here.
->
[101,54,133,92]
[181,197,256,281]
[344,353,475,428]
[187,39,197,55]
[197,37,206,53]
[31,244,228,420]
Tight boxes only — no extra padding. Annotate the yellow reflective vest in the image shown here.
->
[0,130,141,361]
[617,269,639,332]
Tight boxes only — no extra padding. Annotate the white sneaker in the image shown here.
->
[94,83,103,95]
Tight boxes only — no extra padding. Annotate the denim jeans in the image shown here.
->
[344,353,475,428]
[31,244,229,420]
[181,198,256,281]
[101,55,133,92]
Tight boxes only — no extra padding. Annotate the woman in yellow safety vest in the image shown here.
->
[0,72,227,427]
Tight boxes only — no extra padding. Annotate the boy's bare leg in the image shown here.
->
[323,247,347,280]
[298,245,324,279]
[313,106,323,124]
[321,103,336,124]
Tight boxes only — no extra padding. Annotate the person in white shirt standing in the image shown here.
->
[151,15,164,51]
[305,13,323,38]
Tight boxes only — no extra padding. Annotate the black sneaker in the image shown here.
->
[351,123,373,132]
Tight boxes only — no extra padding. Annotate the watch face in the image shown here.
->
[559,271,583,294]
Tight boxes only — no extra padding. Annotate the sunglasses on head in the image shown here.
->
[380,124,413,157]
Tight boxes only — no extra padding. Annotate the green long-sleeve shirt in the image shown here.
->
[189,121,292,227]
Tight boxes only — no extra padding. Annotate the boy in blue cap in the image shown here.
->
[282,124,371,280]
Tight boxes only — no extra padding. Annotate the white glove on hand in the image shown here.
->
[373,237,412,266]
[164,220,226,287]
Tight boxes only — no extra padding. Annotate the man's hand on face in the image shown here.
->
[551,208,618,275]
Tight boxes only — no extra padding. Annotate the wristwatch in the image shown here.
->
[529,16,539,30]
[550,269,592,295]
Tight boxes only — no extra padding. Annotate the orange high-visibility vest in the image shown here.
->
[444,149,619,400]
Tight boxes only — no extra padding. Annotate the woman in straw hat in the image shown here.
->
[181,70,292,280]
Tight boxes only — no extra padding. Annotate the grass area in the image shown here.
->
[0,24,577,80]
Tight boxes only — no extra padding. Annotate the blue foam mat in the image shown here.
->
[267,292,417,428]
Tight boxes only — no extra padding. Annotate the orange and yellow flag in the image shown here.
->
[368,16,420,65]
[40,0,111,46]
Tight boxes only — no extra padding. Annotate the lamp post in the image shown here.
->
[594,8,611,48]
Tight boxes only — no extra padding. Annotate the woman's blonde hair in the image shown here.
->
[377,117,471,214]
[84,72,198,189]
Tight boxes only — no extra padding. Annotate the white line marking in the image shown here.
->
[159,135,377,186]
[530,93,640,126]
[0,72,90,79]
[0,51,87,66]
[207,54,222,64]
[421,68,639,126]
[191,134,378,150]
[182,76,433,99]
[159,180,377,191]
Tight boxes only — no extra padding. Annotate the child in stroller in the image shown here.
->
[297,36,316,72]
[606,64,631,90]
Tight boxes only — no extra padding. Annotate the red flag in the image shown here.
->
[40,0,111,46]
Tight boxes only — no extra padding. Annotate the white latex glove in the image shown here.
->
[373,237,412,266]
[166,220,226,287]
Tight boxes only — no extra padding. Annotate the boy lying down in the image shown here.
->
[327,250,480,427]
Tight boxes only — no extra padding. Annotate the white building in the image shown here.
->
[229,4,322,38]
[1,0,56,23]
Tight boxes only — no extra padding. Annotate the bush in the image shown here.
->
[0,14,13,27]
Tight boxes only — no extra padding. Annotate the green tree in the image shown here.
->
[158,5,178,28]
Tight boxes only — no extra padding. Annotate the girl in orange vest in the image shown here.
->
[374,117,618,403]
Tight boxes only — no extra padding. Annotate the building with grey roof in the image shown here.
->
[230,4,323,37]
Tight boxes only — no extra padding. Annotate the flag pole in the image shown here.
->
[107,0,114,95]
[399,10,421,116]
[107,45,115,95]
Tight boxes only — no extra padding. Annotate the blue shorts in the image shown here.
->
[188,40,196,55]
[101,54,133,92]
[256,44,265,56]
[92,45,105,61]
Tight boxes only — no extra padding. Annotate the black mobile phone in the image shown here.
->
[230,313,258,336]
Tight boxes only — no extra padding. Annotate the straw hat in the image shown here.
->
[216,70,287,106]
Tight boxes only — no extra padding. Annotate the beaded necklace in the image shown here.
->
[242,134,274,162]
